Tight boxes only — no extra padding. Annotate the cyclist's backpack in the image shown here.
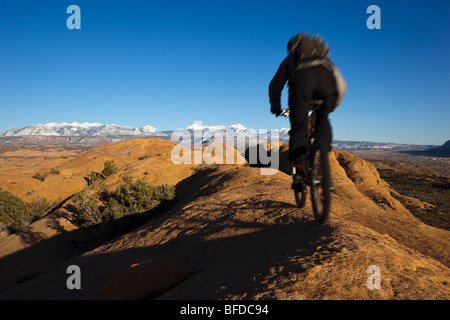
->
[292,34,347,110]
[329,59,347,110]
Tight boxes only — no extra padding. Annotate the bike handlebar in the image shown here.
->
[280,109,290,118]
[276,99,324,118]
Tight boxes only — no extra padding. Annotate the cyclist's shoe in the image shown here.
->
[291,165,306,192]
[292,158,307,192]
[291,173,304,192]
[329,183,335,193]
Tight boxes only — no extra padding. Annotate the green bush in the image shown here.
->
[101,160,117,177]
[0,222,7,239]
[0,192,55,233]
[138,155,151,160]
[87,171,104,185]
[72,189,103,227]
[100,176,175,220]
[72,177,175,227]
[85,161,118,186]
[29,197,53,221]
[32,172,47,182]
[0,189,29,232]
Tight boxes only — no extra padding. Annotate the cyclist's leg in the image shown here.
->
[288,107,309,166]
[314,107,332,152]
[315,68,338,152]
[288,74,314,191]
[288,69,315,166]
[289,105,308,190]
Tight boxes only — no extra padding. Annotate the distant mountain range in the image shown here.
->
[0,122,442,152]
[331,140,436,151]
[402,140,450,157]
[0,122,164,137]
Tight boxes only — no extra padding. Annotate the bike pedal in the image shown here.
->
[291,175,305,192]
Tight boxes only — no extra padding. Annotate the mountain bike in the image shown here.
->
[279,100,331,224]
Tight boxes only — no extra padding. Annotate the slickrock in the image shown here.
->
[0,140,448,299]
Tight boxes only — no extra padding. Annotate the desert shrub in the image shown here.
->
[72,189,104,227]
[72,177,175,227]
[138,155,151,160]
[87,171,104,186]
[50,168,60,175]
[101,160,117,177]
[190,165,199,173]
[32,172,47,182]
[0,189,29,232]
[11,197,55,228]
[0,222,8,239]
[154,184,177,202]
[100,176,175,220]
[29,197,53,221]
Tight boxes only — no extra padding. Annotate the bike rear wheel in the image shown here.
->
[310,141,331,224]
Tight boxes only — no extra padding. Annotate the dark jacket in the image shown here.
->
[268,53,298,114]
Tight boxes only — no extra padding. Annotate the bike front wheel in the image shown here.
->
[310,141,331,224]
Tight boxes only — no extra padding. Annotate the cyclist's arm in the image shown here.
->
[268,57,290,113]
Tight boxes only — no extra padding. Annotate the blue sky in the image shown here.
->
[0,0,449,145]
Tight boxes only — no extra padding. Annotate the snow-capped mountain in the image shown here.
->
[134,125,161,135]
[0,121,435,152]
[181,122,290,151]
[0,122,165,137]
[184,123,288,136]
[0,121,287,144]
[185,123,227,132]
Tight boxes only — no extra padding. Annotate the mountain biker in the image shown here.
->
[268,33,339,190]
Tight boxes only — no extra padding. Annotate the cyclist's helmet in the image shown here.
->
[287,33,304,54]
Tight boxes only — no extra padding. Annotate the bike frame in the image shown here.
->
[280,99,324,179]
[279,99,330,223]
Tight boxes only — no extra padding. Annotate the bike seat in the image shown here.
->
[309,99,324,110]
